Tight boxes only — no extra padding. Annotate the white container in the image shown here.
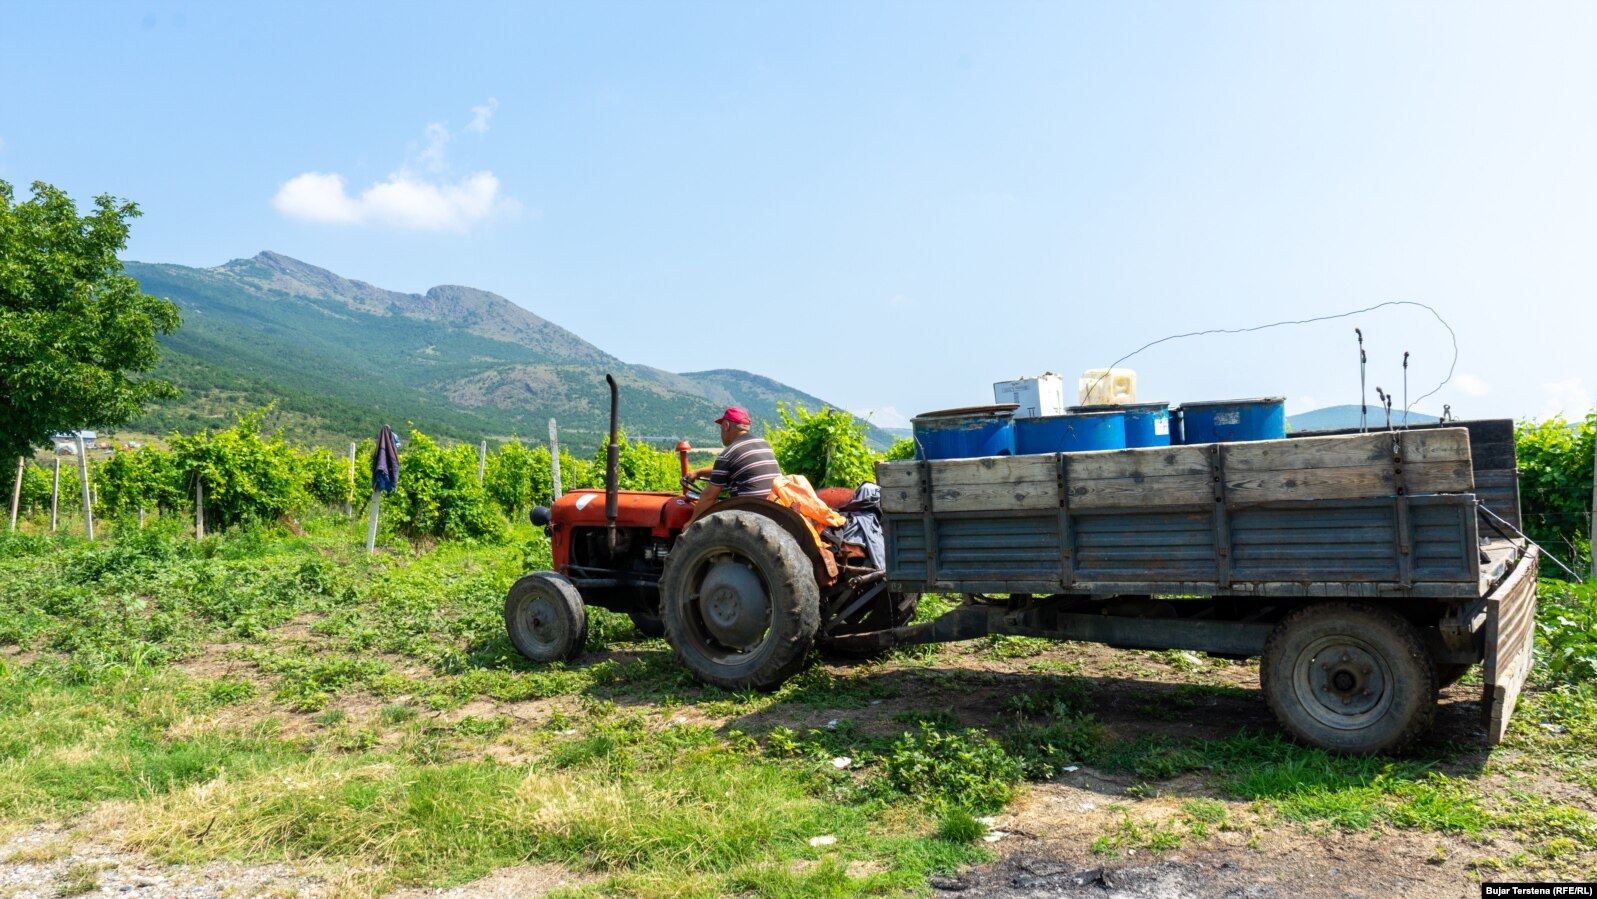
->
[1077,368,1137,406]
[993,372,1067,419]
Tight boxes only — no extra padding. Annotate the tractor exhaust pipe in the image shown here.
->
[605,374,620,553]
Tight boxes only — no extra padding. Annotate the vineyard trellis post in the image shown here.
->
[478,440,487,483]
[1590,438,1595,582]
[76,434,93,539]
[195,476,205,539]
[346,442,356,517]
[50,457,59,532]
[549,418,562,500]
[8,457,22,532]
[365,487,381,553]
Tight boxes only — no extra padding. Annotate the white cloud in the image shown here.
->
[417,122,450,174]
[272,104,515,233]
[1538,377,1594,422]
[1454,372,1491,397]
[273,170,514,232]
[272,172,364,224]
[466,97,499,135]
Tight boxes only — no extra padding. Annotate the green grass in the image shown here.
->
[3,522,1596,891]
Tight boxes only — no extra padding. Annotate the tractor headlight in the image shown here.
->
[529,506,551,527]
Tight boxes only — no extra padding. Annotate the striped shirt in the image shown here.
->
[710,434,782,497]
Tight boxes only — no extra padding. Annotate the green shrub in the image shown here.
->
[483,439,551,515]
[15,459,55,518]
[97,446,183,517]
[382,430,505,542]
[882,723,1024,813]
[1516,412,1594,572]
[587,429,680,493]
[885,437,916,461]
[1537,578,1597,684]
[168,410,308,529]
[298,447,354,509]
[766,403,876,489]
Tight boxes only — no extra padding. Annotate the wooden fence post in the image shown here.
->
[549,418,562,500]
[195,477,205,540]
[366,488,381,553]
[478,440,488,483]
[8,457,23,532]
[50,457,59,532]
[76,435,93,539]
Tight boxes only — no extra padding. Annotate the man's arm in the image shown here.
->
[685,482,723,526]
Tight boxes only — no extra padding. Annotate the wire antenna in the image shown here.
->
[1357,328,1367,433]
[1402,351,1410,428]
[1075,301,1458,424]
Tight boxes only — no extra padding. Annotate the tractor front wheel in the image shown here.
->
[504,572,588,663]
[660,510,820,691]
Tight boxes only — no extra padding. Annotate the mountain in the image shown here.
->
[1286,404,1441,433]
[124,252,893,450]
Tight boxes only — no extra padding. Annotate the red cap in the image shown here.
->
[715,406,752,426]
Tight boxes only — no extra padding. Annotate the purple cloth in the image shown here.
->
[371,425,400,493]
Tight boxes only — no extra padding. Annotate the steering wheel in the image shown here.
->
[680,474,707,500]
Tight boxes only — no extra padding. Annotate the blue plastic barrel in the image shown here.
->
[1176,397,1286,444]
[1069,402,1171,448]
[1014,411,1126,454]
[912,406,1015,460]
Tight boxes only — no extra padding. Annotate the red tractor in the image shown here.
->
[504,375,915,690]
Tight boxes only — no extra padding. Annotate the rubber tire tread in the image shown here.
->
[1260,602,1436,756]
[504,571,588,663]
[661,510,820,691]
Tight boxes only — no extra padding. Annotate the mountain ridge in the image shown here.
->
[125,252,892,451]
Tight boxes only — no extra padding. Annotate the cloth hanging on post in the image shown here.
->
[372,425,400,493]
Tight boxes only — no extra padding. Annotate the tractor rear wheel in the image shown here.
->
[1261,602,1435,755]
[504,572,588,663]
[660,510,820,691]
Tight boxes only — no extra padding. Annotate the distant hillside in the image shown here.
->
[125,252,894,450]
[1287,404,1441,432]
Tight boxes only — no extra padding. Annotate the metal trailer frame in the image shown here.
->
[866,421,1536,746]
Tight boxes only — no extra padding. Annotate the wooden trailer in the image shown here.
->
[871,421,1536,755]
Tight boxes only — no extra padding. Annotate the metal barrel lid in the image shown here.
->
[1174,396,1285,410]
[912,403,1019,421]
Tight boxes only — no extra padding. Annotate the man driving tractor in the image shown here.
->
[684,406,782,525]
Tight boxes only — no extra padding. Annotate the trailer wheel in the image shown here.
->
[1261,603,1436,755]
[504,572,588,663]
[661,510,820,691]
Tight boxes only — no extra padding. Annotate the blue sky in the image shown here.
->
[3,2,1593,426]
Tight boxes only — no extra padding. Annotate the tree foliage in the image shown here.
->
[765,403,877,489]
[0,181,181,461]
